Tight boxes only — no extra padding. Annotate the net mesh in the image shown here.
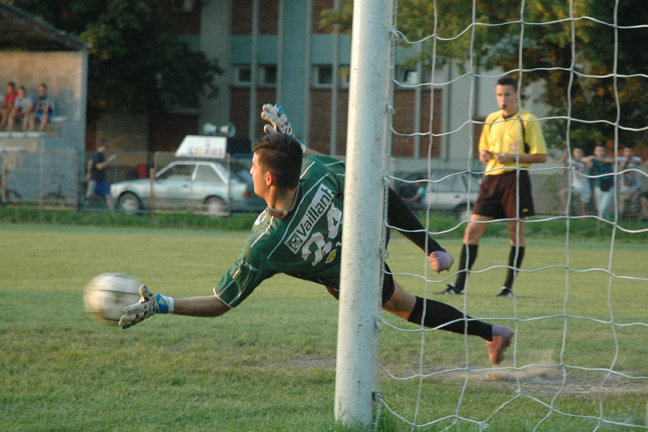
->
[378,0,648,430]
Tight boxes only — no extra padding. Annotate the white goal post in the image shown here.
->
[335,0,394,427]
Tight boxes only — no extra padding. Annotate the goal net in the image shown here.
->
[367,0,648,430]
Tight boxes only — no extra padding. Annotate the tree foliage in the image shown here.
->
[320,0,648,152]
[9,0,222,122]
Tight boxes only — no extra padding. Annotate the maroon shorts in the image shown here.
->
[325,262,395,306]
[473,170,535,219]
[325,229,395,306]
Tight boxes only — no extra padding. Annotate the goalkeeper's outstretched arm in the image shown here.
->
[119,285,229,329]
[173,295,230,317]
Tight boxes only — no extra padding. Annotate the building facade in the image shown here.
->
[98,0,552,174]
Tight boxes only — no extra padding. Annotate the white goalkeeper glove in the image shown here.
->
[261,103,293,137]
[428,248,455,274]
[119,285,174,329]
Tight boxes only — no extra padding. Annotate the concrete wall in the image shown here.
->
[0,51,88,204]
[96,114,149,152]
[0,51,87,153]
[199,0,233,130]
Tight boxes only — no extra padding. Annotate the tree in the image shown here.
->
[10,0,222,122]
[320,0,648,153]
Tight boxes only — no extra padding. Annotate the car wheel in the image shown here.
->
[117,192,141,214]
[204,196,227,217]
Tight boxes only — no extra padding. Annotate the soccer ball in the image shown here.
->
[84,273,143,326]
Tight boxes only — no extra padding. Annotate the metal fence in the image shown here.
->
[140,152,262,217]
[1,149,79,209]
[1,149,263,217]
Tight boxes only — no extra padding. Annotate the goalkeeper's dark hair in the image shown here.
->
[252,133,303,189]
[497,76,518,92]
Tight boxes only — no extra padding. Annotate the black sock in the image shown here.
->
[453,244,478,290]
[503,246,525,289]
[387,188,443,253]
[407,296,493,341]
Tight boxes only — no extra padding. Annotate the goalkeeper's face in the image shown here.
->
[251,153,271,199]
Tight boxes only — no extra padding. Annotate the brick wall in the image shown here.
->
[309,89,349,155]
[230,87,278,140]
[163,0,201,36]
[232,0,279,35]
[149,113,199,152]
[309,88,442,157]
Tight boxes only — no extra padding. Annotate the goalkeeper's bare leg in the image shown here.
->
[383,281,513,366]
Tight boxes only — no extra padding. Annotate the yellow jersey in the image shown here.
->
[479,108,547,175]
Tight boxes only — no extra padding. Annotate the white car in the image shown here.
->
[110,160,266,216]
[395,169,481,219]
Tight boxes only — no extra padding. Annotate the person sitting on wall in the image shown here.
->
[0,82,18,131]
[28,84,55,132]
[8,86,34,131]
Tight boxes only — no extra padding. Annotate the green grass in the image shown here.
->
[1,206,648,243]
[0,224,646,431]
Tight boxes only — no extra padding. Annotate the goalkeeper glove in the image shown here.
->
[261,103,294,137]
[428,248,455,274]
[119,285,174,329]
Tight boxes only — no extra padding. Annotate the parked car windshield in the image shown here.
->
[156,161,249,184]
[194,165,224,183]
[157,164,193,181]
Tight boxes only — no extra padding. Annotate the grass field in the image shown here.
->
[1,223,646,431]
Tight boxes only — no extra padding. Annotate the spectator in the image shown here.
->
[28,84,55,132]
[585,145,615,221]
[8,86,34,131]
[88,139,117,211]
[560,147,593,216]
[402,180,427,210]
[618,145,643,221]
[641,191,648,223]
[0,82,18,131]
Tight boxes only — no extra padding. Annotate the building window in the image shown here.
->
[235,66,252,86]
[260,65,277,86]
[234,65,277,87]
[313,65,350,88]
[402,69,419,85]
[395,67,430,87]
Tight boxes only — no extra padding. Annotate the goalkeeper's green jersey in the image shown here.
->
[214,156,345,308]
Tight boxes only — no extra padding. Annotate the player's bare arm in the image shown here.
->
[494,153,547,164]
[173,295,230,317]
[119,285,230,328]
[479,149,493,163]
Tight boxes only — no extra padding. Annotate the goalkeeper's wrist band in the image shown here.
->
[155,294,174,314]
[298,139,307,154]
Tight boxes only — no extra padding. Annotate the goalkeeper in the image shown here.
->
[119,104,513,366]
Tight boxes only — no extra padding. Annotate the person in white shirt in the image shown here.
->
[28,83,55,131]
[560,147,592,216]
[8,86,33,131]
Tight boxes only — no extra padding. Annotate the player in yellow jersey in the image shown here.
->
[439,77,547,298]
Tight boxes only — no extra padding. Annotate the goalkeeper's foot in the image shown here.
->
[486,325,514,366]
[435,284,463,295]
